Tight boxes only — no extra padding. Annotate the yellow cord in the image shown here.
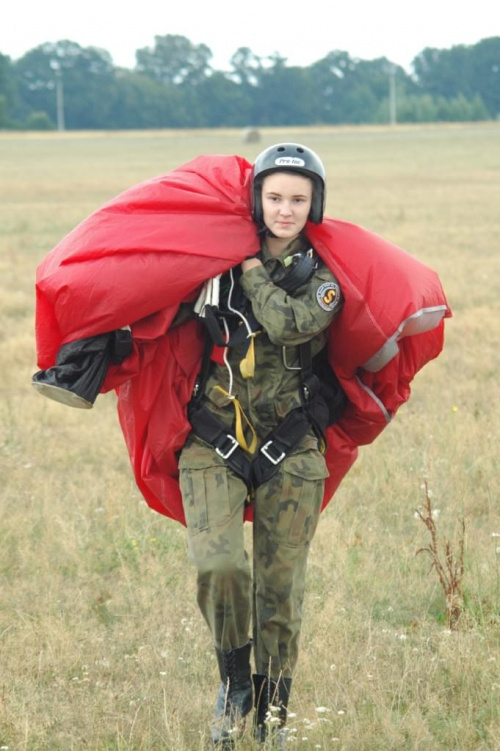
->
[214,386,258,454]
[239,334,258,380]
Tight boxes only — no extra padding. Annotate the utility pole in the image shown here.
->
[50,60,65,131]
[389,64,397,125]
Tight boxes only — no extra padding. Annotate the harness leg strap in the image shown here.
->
[251,408,314,487]
[188,404,254,491]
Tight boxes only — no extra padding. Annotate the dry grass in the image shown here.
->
[1,123,500,750]
[415,482,465,629]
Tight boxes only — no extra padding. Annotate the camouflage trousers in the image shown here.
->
[178,437,328,678]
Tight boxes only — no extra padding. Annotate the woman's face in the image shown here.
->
[261,172,313,242]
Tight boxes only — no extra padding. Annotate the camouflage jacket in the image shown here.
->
[200,235,342,450]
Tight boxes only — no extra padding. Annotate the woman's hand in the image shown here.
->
[241,257,262,274]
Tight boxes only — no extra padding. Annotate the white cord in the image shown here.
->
[227,268,254,339]
[221,318,234,399]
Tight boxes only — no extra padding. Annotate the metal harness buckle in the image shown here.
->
[260,440,286,466]
[215,434,240,460]
[282,346,301,371]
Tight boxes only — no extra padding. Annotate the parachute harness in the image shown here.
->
[189,247,346,488]
[194,267,260,454]
[217,303,258,455]
[225,267,260,381]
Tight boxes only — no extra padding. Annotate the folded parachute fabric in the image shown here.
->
[35,155,259,369]
[34,154,451,524]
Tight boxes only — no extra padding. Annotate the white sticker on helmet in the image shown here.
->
[274,157,306,167]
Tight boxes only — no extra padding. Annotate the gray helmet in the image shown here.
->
[252,142,326,224]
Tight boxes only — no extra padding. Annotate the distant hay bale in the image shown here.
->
[242,127,261,144]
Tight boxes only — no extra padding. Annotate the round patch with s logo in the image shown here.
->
[316,281,340,311]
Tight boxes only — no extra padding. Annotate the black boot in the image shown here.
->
[253,674,292,747]
[211,642,253,748]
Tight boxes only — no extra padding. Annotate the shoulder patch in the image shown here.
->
[316,281,340,312]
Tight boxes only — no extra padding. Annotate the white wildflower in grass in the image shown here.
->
[491,533,500,538]
[316,706,331,713]
[414,506,439,519]
[288,712,297,719]
[337,710,346,716]
[159,671,166,676]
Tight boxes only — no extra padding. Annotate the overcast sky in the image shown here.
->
[3,0,498,72]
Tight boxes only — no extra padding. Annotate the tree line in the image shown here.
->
[0,35,499,130]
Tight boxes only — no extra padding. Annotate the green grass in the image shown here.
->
[1,123,500,750]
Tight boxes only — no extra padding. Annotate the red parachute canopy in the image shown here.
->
[35,155,451,524]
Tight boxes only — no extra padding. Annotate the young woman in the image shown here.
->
[33,137,449,748]
[178,143,343,747]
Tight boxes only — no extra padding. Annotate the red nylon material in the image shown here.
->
[35,155,451,524]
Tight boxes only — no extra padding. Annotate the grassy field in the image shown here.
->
[0,123,499,750]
